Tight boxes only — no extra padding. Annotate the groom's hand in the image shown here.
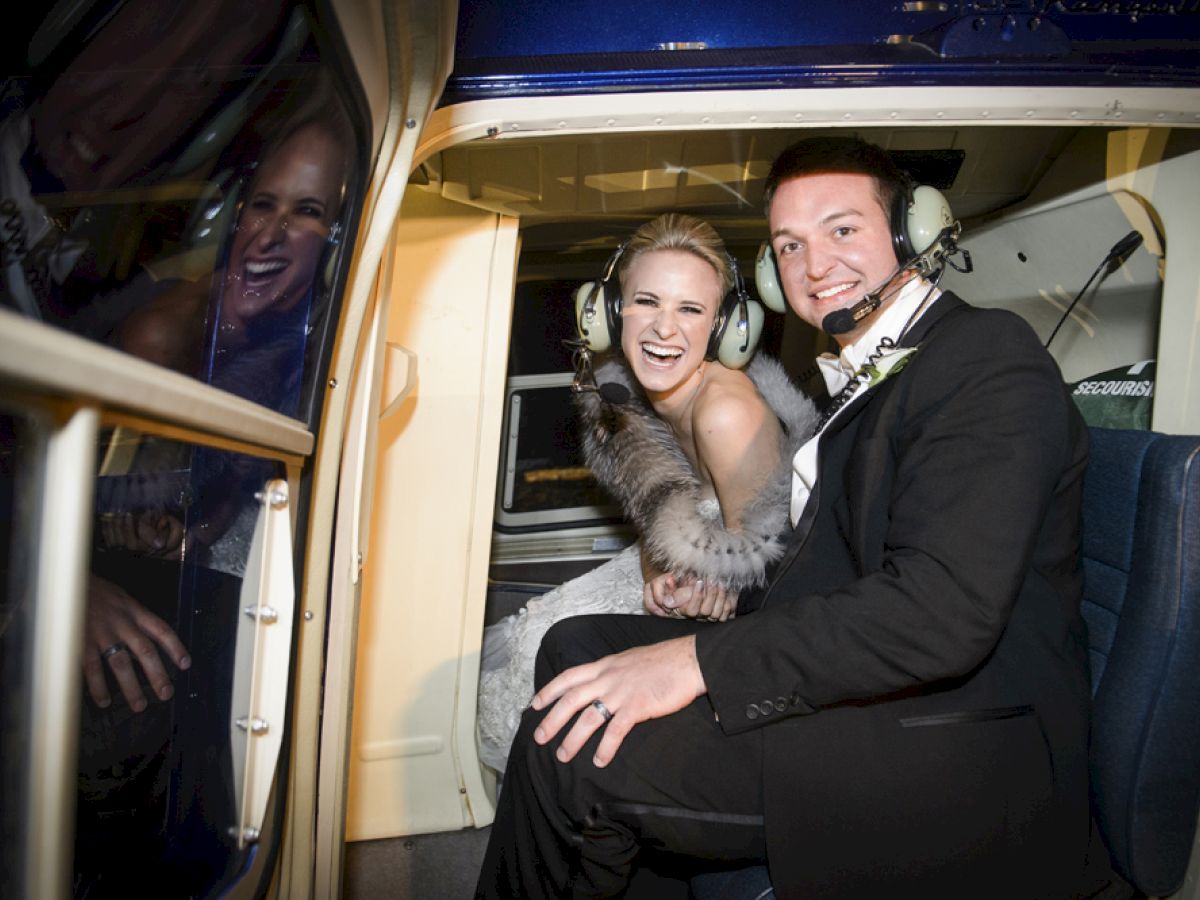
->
[530,636,707,767]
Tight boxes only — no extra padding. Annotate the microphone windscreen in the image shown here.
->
[822,308,858,335]
[599,382,631,405]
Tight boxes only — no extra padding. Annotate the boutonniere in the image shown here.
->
[860,346,918,389]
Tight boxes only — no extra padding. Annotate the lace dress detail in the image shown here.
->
[477,544,645,772]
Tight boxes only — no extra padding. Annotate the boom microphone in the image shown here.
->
[822,293,883,336]
[599,382,631,405]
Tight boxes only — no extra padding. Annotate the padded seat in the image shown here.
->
[691,427,1200,899]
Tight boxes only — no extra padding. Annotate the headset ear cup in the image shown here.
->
[754,242,788,313]
[893,184,955,265]
[906,185,954,259]
[574,281,612,352]
[715,298,765,370]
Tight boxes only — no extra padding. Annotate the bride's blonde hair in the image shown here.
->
[618,213,732,299]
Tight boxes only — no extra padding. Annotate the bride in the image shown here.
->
[478,213,816,772]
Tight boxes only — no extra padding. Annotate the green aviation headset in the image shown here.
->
[754,183,955,314]
[574,245,765,370]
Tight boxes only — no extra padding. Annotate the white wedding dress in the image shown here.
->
[476,543,647,773]
[477,497,728,774]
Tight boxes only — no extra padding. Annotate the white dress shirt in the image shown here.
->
[789,277,941,526]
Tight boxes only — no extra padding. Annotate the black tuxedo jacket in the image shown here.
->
[695,293,1092,898]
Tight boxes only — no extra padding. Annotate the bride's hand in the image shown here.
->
[670,577,737,622]
[644,573,737,622]
[643,571,679,617]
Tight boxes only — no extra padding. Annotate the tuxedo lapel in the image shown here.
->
[761,478,819,607]
[763,292,967,601]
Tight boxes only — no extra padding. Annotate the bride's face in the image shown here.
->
[619,249,722,400]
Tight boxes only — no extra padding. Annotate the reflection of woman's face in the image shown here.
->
[222,126,343,331]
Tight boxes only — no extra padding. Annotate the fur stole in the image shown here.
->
[575,355,818,590]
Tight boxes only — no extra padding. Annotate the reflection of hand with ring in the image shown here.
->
[591,699,614,723]
[100,641,130,661]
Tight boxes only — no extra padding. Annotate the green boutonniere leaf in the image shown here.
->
[862,346,918,389]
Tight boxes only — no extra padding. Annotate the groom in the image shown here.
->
[475,136,1092,900]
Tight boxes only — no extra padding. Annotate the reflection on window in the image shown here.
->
[78,424,286,895]
[0,411,45,899]
[1,0,360,423]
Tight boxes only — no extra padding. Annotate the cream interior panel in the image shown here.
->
[347,190,517,840]
[940,186,1162,383]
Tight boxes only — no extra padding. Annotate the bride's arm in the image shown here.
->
[692,381,782,531]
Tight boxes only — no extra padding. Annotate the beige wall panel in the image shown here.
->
[347,190,516,839]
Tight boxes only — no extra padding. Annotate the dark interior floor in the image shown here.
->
[342,824,694,899]
[343,827,492,900]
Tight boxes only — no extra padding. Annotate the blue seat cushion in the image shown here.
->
[1083,428,1200,896]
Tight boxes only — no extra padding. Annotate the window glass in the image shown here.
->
[0,411,45,899]
[78,424,287,896]
[500,380,612,519]
[506,280,586,377]
[2,0,362,424]
[500,279,618,529]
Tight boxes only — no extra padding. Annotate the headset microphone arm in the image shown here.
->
[823,223,967,335]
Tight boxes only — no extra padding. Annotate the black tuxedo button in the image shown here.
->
[774,697,787,712]
[790,692,802,706]
[758,701,774,716]
[745,705,760,720]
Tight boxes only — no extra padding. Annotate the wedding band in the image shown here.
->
[100,642,129,660]
[592,699,614,722]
